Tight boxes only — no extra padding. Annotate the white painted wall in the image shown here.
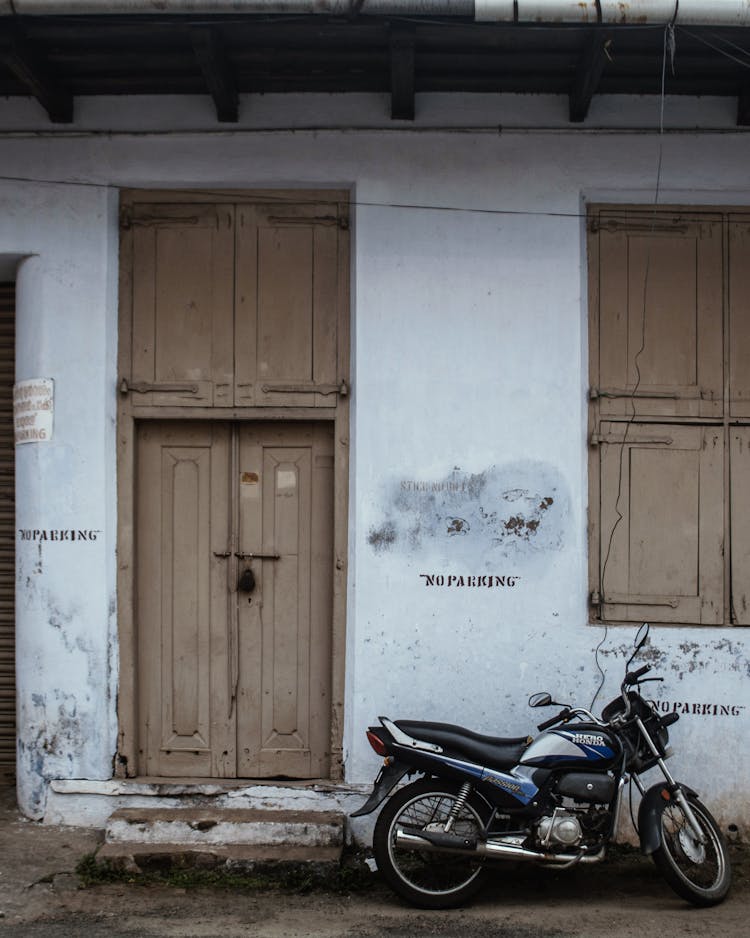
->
[2,180,120,816]
[1,91,749,830]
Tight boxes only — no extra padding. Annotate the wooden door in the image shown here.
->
[236,423,334,777]
[136,420,334,778]
[136,421,234,777]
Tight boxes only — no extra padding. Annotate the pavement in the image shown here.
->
[2,783,750,938]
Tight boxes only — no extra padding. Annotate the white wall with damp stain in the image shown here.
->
[2,180,120,817]
[0,93,749,832]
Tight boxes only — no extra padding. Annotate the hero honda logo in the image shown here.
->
[571,732,606,747]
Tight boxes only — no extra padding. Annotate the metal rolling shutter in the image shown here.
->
[0,284,14,781]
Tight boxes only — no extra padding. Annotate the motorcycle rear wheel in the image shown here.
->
[651,794,731,906]
[373,778,490,909]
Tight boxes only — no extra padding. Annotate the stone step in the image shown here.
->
[96,841,343,874]
[105,807,344,848]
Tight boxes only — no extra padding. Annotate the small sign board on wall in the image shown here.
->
[13,378,54,445]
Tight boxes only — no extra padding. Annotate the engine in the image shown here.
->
[535,801,612,850]
[537,810,583,847]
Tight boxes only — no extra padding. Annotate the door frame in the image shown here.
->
[116,188,350,781]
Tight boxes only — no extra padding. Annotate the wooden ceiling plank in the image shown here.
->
[390,24,415,121]
[0,30,73,123]
[189,25,239,123]
[569,32,612,123]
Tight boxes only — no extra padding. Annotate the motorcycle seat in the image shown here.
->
[395,720,529,771]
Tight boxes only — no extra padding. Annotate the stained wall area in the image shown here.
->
[0,108,748,827]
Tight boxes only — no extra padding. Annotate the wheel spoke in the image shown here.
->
[387,791,484,897]
[653,796,731,905]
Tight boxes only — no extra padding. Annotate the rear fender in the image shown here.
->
[638,782,698,855]
[350,760,411,818]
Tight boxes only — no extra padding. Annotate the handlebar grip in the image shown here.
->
[625,664,651,685]
[537,709,569,732]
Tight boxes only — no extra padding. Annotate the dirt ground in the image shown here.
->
[1,785,749,938]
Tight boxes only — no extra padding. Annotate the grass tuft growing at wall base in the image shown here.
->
[75,849,376,895]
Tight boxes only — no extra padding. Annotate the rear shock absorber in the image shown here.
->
[444,781,472,833]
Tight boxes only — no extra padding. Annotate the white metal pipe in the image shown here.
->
[479,0,750,25]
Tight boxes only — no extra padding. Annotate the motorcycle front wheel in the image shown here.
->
[373,778,490,909]
[651,794,731,906]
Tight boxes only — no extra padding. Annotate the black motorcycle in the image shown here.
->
[352,625,731,909]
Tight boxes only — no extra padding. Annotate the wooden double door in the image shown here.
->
[136,420,334,778]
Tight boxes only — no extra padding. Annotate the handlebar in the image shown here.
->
[624,664,651,686]
[537,707,571,732]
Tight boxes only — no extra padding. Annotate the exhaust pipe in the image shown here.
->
[394,827,606,865]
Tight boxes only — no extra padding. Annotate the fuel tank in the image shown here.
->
[520,723,621,770]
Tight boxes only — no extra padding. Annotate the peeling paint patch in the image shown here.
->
[368,463,570,563]
[367,521,397,553]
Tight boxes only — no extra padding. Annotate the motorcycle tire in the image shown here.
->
[373,778,491,909]
[651,793,731,906]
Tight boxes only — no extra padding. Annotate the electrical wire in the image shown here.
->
[679,26,750,70]
[590,20,672,713]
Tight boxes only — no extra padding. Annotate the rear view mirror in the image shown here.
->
[528,692,552,709]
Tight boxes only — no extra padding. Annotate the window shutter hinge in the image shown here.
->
[590,590,601,606]
[589,432,601,447]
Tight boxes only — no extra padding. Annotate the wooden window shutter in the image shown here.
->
[234,202,347,408]
[730,428,750,625]
[594,422,724,625]
[729,216,750,418]
[592,211,723,419]
[122,202,234,407]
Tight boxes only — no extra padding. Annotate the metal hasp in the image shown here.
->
[261,380,349,397]
[119,378,199,395]
[234,551,281,561]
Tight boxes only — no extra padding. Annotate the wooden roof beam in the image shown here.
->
[739,82,750,126]
[0,28,73,123]
[390,23,415,121]
[189,25,239,123]
[569,32,612,123]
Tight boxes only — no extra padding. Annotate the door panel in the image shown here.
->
[237,424,334,777]
[137,421,234,776]
[137,421,333,778]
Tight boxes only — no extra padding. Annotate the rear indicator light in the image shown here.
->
[366,730,387,757]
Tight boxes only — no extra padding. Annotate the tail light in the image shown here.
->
[366,729,388,757]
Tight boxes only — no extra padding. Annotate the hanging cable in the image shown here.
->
[591,19,673,711]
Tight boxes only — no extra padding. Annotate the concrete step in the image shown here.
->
[106,807,344,847]
[96,841,343,874]
[99,807,345,872]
